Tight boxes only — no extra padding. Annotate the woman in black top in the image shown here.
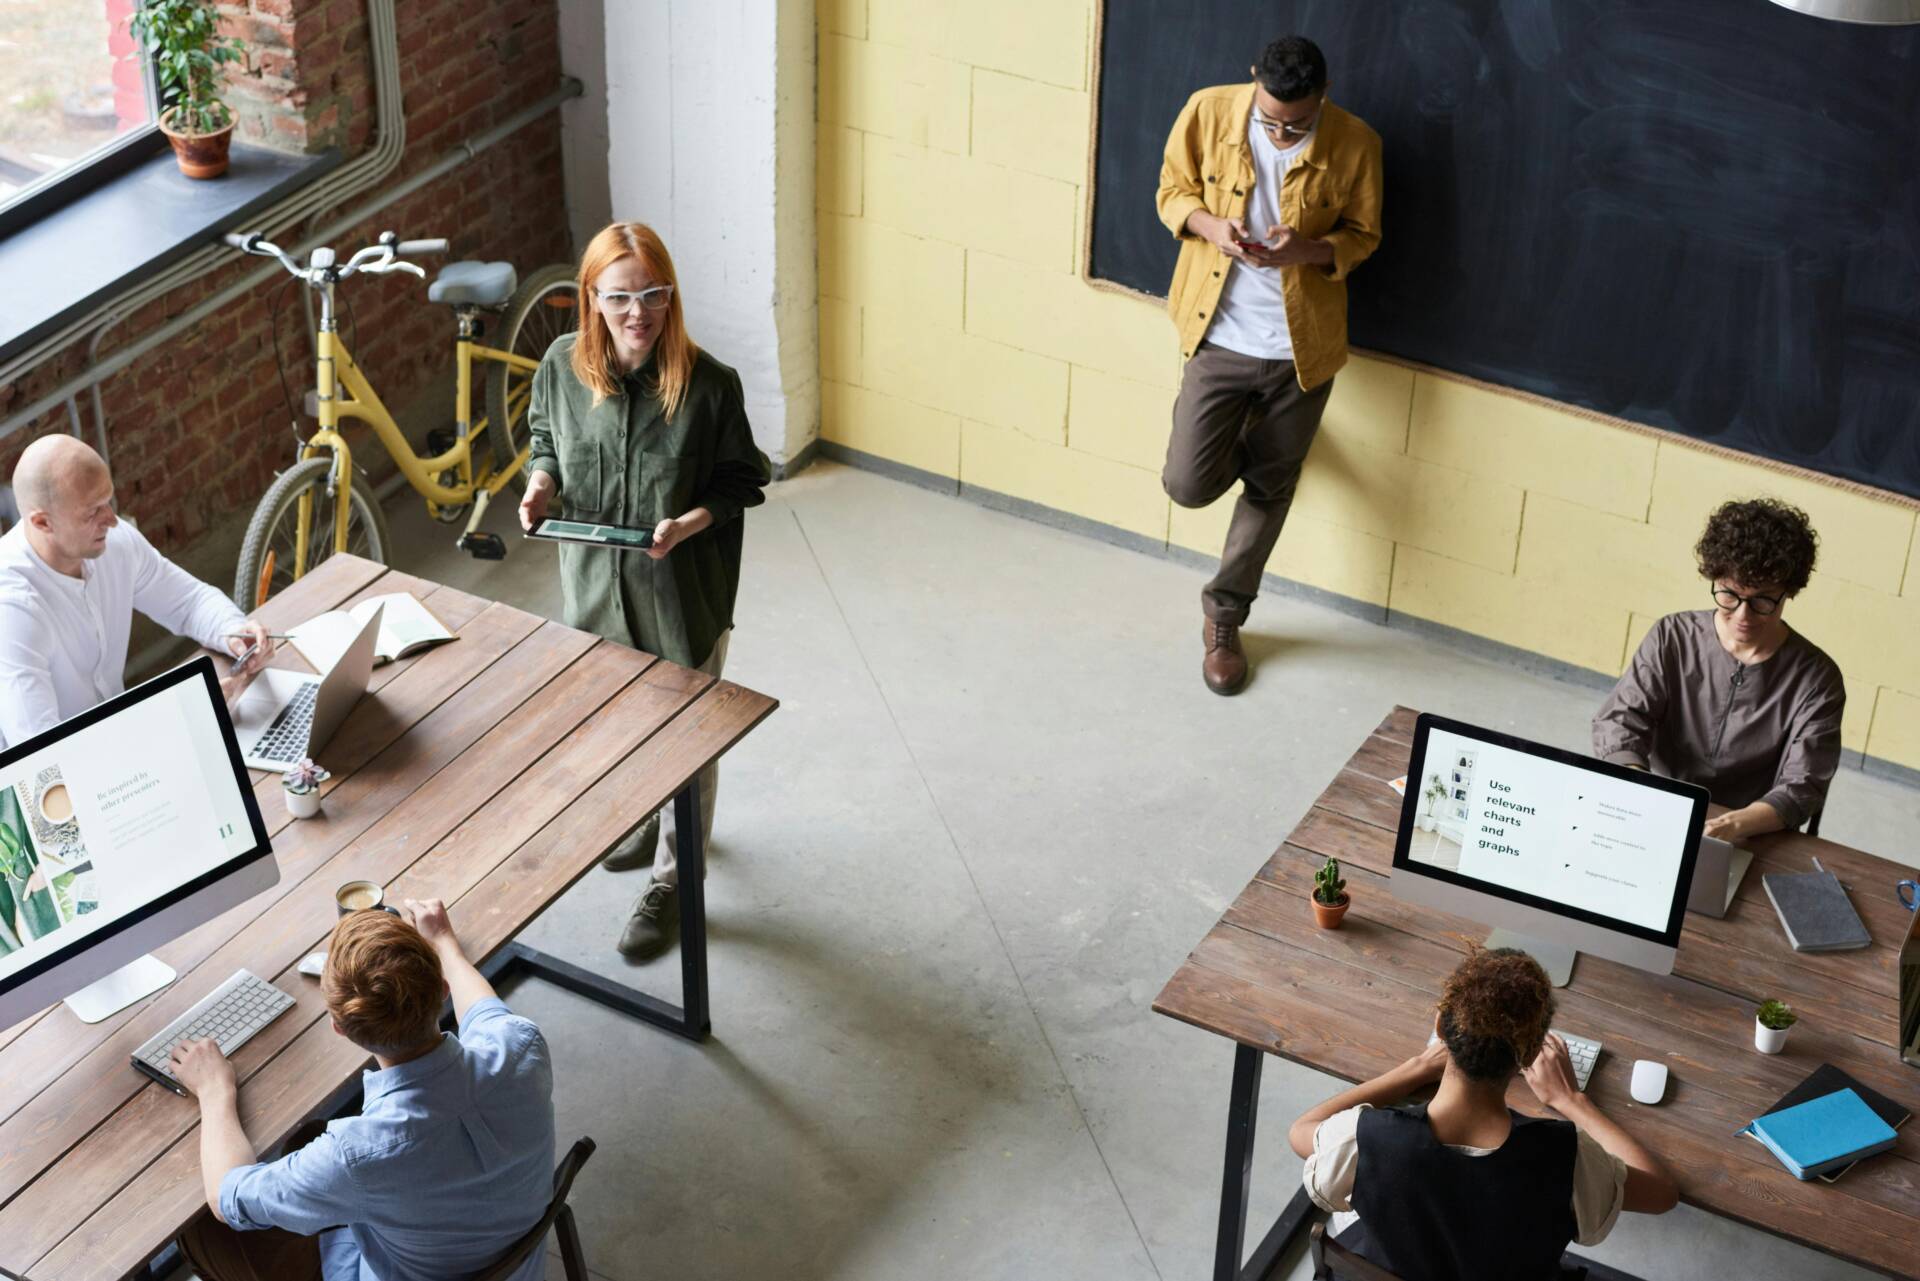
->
[1289,949,1677,1280]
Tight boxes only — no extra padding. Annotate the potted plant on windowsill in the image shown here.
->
[1311,857,1350,929]
[1754,999,1797,1054]
[282,759,330,820]
[129,0,245,179]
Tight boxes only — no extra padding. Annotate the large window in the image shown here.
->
[0,0,159,220]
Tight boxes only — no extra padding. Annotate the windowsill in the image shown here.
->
[0,142,341,365]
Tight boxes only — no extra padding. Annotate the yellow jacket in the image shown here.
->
[1157,83,1383,390]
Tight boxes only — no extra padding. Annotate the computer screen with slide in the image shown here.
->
[0,657,275,1027]
[1390,713,1708,982]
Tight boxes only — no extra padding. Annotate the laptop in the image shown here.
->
[230,603,384,771]
[1686,834,1754,918]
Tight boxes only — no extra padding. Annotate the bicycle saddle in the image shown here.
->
[427,260,517,306]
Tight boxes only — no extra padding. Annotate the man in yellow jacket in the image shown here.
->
[1157,35,1382,695]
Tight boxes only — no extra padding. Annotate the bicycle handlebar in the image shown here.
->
[224,229,446,281]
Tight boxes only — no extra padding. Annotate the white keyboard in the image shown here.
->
[130,969,296,1096]
[1429,1029,1604,1092]
[252,681,319,761]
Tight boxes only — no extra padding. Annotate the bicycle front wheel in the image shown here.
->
[485,263,578,494]
[234,456,393,610]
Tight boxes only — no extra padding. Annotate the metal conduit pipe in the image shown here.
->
[0,76,583,445]
[0,0,405,392]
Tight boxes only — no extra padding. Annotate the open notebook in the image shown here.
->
[289,592,455,672]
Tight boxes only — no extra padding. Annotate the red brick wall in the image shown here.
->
[0,0,572,557]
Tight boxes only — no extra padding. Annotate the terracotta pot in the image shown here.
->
[1311,893,1351,929]
[160,106,234,179]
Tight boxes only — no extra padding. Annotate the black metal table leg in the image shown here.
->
[1216,1042,1263,1280]
[1215,1042,1320,1281]
[480,778,711,1042]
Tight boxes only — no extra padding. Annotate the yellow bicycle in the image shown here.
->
[225,229,578,610]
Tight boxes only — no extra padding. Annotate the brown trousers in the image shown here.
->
[175,1120,327,1281]
[1163,342,1334,626]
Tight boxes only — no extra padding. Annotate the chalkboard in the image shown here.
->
[1088,1,1920,502]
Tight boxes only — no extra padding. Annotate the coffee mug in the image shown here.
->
[335,880,399,917]
[1899,879,1918,912]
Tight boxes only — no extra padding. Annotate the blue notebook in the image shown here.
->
[1743,1088,1899,1180]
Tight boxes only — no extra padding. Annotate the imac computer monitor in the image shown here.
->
[1389,713,1707,985]
[0,657,276,1027]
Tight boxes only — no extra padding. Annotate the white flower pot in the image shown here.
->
[1417,815,1435,832]
[285,787,322,819]
[1754,1017,1791,1054]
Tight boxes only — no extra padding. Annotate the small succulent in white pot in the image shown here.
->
[282,758,330,819]
[1754,999,1797,1054]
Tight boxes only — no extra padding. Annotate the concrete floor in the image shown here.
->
[290,463,1920,1279]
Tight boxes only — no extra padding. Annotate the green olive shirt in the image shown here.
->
[526,334,771,668]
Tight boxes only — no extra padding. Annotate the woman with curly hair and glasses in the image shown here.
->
[1592,497,1844,841]
[1288,949,1677,1281]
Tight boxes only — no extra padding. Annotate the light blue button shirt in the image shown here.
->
[220,998,556,1281]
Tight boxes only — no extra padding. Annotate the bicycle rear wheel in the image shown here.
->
[234,456,393,611]
[485,264,578,494]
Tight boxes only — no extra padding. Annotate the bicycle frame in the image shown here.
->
[301,276,540,559]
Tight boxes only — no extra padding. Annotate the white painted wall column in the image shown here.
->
[556,0,613,252]
[600,0,818,468]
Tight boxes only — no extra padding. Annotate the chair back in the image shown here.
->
[469,1137,597,1281]
[1309,1221,1406,1281]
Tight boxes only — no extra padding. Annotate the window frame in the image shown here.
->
[0,24,169,242]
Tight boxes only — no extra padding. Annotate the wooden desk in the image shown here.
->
[0,555,777,1281]
[1155,707,1920,1281]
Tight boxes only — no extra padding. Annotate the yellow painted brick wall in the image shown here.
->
[814,1,1920,773]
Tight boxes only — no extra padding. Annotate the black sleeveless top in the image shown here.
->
[1340,1104,1578,1281]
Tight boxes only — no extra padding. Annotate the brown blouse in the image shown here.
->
[1592,610,1845,829]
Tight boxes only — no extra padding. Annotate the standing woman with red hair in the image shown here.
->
[521,222,771,961]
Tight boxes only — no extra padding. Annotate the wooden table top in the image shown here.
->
[0,555,777,1281]
[1155,706,1920,1280]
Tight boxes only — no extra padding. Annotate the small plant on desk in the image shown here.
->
[282,758,330,820]
[1311,857,1350,930]
[1754,998,1797,1055]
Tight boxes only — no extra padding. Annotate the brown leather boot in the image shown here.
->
[1202,619,1248,695]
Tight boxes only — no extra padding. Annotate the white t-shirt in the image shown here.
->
[1202,117,1311,360]
[1302,1104,1630,1247]
[0,521,245,750]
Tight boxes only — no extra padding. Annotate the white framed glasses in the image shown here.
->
[595,285,674,313]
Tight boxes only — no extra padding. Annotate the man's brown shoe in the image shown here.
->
[1203,620,1248,695]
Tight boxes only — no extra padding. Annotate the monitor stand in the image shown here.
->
[63,954,176,1024]
[1484,929,1575,988]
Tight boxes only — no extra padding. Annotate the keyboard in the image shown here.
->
[252,681,319,761]
[1428,1029,1604,1092]
[130,970,296,1096]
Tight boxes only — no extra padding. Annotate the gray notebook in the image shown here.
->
[1762,868,1870,952]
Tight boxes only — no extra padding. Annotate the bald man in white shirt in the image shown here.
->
[0,435,273,751]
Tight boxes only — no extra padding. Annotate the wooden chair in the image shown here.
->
[471,1136,597,1281]
[1309,1222,1404,1281]
[1308,1222,1602,1281]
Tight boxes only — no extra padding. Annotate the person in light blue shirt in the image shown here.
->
[168,899,556,1281]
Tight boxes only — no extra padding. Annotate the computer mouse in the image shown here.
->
[1630,1059,1668,1105]
[297,951,327,978]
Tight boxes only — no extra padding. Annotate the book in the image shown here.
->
[1745,1063,1913,1183]
[1761,865,1870,951]
[289,592,455,672]
[1742,1089,1898,1181]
